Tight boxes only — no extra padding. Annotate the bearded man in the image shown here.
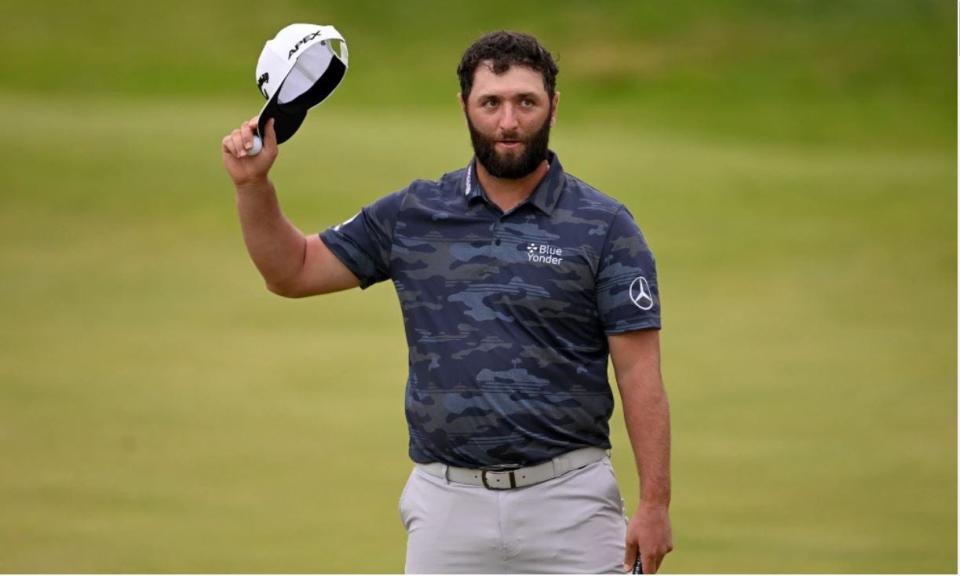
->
[222,30,673,574]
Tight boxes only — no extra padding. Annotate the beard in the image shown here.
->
[467,108,552,179]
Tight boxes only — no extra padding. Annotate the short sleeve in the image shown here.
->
[319,189,405,289]
[596,206,661,334]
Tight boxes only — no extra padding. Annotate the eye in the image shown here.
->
[481,98,499,109]
[520,98,535,107]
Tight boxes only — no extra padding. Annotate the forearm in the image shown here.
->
[235,178,307,290]
[609,330,673,572]
[620,367,671,506]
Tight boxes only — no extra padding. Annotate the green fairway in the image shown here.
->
[0,0,955,572]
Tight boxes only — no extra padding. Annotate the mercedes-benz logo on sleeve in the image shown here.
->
[629,276,655,311]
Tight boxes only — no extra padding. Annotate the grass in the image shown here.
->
[0,89,954,571]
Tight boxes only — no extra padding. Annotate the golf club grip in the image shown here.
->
[632,554,643,574]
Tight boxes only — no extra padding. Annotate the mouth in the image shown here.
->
[496,140,523,150]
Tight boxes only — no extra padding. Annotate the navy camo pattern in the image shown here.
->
[320,152,660,468]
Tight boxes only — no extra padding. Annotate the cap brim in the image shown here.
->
[257,91,307,145]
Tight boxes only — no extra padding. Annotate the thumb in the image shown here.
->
[263,117,278,149]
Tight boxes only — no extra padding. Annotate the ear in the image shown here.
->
[457,92,466,114]
[550,92,560,126]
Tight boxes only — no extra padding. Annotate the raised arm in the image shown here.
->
[222,117,360,297]
[609,328,673,574]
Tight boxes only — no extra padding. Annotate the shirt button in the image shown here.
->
[494,239,502,246]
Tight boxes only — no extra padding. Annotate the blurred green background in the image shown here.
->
[0,0,956,572]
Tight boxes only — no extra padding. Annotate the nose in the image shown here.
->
[498,103,519,133]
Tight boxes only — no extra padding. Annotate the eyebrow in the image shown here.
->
[478,92,542,101]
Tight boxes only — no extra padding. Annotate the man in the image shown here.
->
[222,30,672,574]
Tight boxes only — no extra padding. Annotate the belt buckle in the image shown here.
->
[481,469,517,490]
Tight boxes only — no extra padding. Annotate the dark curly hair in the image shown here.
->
[457,31,559,102]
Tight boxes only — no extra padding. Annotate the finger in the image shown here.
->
[230,130,246,158]
[641,552,659,575]
[241,120,257,151]
[623,542,638,573]
[223,131,243,157]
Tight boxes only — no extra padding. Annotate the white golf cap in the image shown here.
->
[254,23,348,144]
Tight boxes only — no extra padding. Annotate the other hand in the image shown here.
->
[624,501,673,573]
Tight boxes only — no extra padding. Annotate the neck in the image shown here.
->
[475,159,550,213]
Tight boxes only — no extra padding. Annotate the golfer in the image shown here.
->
[222,31,672,574]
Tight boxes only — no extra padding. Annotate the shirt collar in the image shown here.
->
[463,150,565,216]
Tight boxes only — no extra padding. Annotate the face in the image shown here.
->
[462,62,557,179]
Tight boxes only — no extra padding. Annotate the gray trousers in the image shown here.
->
[399,457,627,574]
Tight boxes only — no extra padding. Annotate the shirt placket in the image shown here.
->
[483,205,506,276]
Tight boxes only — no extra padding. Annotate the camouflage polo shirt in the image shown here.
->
[320,151,660,468]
